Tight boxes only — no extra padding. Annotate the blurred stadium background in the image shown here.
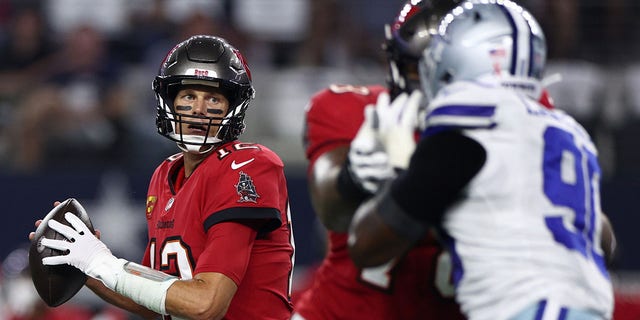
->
[1,0,640,318]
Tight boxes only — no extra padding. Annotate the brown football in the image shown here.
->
[28,198,95,307]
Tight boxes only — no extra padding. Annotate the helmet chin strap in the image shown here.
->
[176,142,214,154]
[171,133,222,154]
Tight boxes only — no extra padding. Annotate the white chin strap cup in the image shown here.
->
[171,133,221,154]
[177,142,214,154]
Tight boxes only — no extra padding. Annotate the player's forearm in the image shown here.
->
[85,255,239,320]
[601,213,617,267]
[164,274,236,320]
[309,147,364,232]
[348,194,416,267]
[86,277,159,319]
[309,175,360,232]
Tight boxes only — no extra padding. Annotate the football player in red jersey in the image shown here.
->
[293,1,465,319]
[30,35,295,320]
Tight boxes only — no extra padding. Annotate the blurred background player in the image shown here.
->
[349,1,615,319]
[31,35,295,319]
[295,1,465,319]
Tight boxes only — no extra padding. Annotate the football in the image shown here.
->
[29,198,95,307]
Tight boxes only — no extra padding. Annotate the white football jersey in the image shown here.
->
[423,80,614,320]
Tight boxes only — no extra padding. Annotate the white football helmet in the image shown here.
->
[419,0,547,100]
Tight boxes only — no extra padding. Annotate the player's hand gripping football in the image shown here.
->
[373,90,422,170]
[40,212,125,290]
[347,104,395,194]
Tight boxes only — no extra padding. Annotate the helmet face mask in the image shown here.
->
[153,35,255,153]
[384,0,462,98]
[419,0,547,100]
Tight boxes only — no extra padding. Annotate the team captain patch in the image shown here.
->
[235,171,260,203]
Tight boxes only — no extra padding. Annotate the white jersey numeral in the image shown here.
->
[360,259,396,289]
[359,250,455,297]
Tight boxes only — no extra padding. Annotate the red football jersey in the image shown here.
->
[143,141,294,320]
[298,84,465,319]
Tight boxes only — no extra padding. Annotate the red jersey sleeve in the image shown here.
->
[199,142,286,233]
[193,220,259,284]
[303,84,387,166]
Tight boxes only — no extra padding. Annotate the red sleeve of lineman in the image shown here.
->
[193,220,259,285]
[303,84,386,167]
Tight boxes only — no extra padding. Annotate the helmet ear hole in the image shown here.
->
[473,11,482,22]
[218,117,245,141]
[156,109,173,135]
[441,71,453,85]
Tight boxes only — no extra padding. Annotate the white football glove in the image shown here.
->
[374,90,423,169]
[41,212,177,315]
[41,212,125,289]
[348,105,395,194]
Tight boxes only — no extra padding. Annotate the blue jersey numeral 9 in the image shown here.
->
[542,127,607,276]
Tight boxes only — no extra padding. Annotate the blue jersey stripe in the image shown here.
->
[427,105,496,118]
[422,122,497,137]
[440,231,464,287]
[423,105,497,136]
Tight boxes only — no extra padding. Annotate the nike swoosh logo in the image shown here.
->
[231,158,255,170]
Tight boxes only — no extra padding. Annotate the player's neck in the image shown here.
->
[182,151,210,177]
